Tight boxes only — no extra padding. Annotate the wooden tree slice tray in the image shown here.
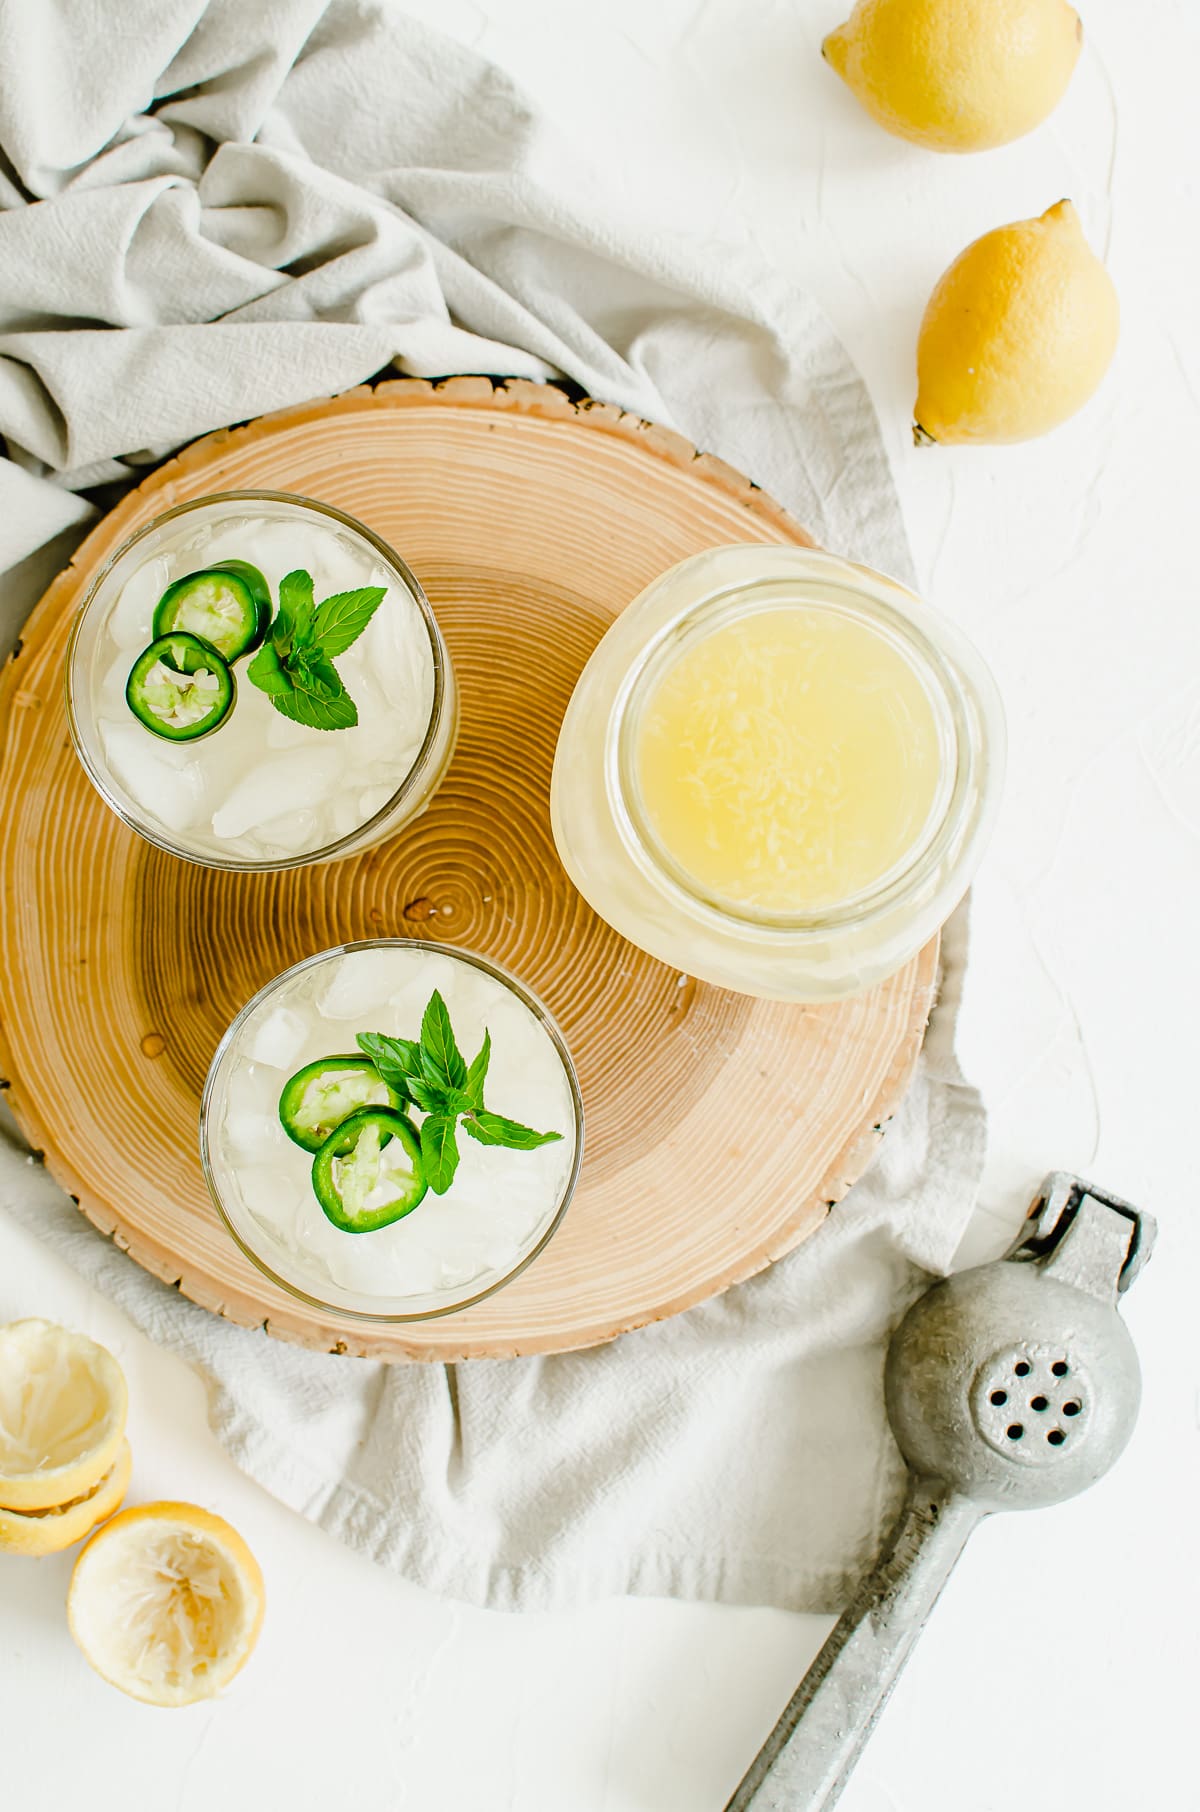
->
[0,378,938,1361]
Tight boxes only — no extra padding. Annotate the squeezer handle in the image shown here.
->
[725,1481,981,1812]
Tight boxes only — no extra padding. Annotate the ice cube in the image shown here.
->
[198,521,295,589]
[233,1060,289,1120]
[236,1164,283,1218]
[266,714,320,751]
[358,785,392,822]
[236,1164,309,1239]
[222,1107,282,1157]
[334,702,413,773]
[254,808,319,855]
[338,597,432,760]
[212,747,344,840]
[98,651,138,716]
[355,758,400,790]
[363,589,424,673]
[107,556,172,651]
[100,722,208,832]
[247,1006,308,1069]
[318,949,405,1021]
[328,794,362,841]
[386,951,462,1025]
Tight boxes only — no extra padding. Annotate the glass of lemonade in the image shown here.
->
[67,492,457,868]
[551,544,1004,1001]
[201,941,584,1321]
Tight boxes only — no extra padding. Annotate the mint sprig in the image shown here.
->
[246,568,385,732]
[356,991,562,1196]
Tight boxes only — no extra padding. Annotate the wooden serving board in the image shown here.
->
[0,378,938,1360]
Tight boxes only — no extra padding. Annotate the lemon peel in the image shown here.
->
[69,1501,265,1706]
[0,1439,131,1556]
[0,1318,128,1512]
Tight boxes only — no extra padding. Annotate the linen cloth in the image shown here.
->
[0,0,985,1612]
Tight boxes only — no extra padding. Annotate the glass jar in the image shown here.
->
[67,490,458,870]
[550,544,1004,1001]
[201,940,585,1322]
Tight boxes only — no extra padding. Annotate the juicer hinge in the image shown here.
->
[1010,1171,1156,1294]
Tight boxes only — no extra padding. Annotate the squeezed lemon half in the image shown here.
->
[0,1439,132,1556]
[69,1502,266,1706]
[0,1318,129,1512]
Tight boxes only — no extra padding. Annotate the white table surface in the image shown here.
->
[2,2,1197,1807]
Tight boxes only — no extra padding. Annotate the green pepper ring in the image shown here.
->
[125,631,236,742]
[278,1055,405,1153]
[152,560,272,661]
[312,1107,428,1233]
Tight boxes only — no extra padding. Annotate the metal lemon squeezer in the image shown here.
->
[727,1172,1154,1811]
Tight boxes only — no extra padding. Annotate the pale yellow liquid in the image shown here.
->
[635,605,942,914]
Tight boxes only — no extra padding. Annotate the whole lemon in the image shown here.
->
[823,0,1083,153]
[914,201,1118,446]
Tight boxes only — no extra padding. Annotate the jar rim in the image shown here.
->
[606,561,989,940]
[65,489,450,872]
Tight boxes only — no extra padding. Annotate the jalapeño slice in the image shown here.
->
[125,632,235,741]
[278,1056,405,1154]
[312,1108,427,1233]
[152,561,271,662]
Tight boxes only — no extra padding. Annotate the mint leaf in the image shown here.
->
[406,1075,449,1116]
[421,1113,460,1194]
[463,1111,563,1150]
[420,990,468,1091]
[277,569,317,651]
[357,1032,423,1079]
[267,675,358,732]
[465,1030,491,1111]
[312,586,386,658]
[293,649,348,699]
[245,641,292,695]
[407,1080,473,1117]
[356,1032,422,1099]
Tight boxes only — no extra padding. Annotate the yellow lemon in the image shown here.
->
[914,201,1119,446]
[0,1318,128,1512]
[0,1439,131,1557]
[69,1501,265,1706]
[823,0,1082,153]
